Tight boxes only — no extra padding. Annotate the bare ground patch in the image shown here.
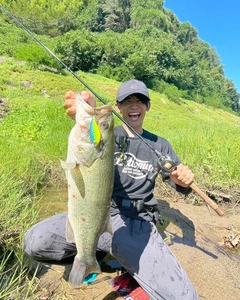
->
[28,198,240,300]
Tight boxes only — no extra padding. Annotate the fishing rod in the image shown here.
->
[0,5,171,165]
[1,5,225,216]
[2,7,161,147]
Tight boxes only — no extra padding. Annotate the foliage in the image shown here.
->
[0,0,239,114]
[1,0,85,36]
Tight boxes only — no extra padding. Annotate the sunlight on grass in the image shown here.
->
[0,57,239,298]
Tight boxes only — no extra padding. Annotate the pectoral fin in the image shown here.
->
[66,218,75,243]
[104,213,112,234]
[60,160,77,170]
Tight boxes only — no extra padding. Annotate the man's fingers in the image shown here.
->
[63,99,76,109]
[65,90,76,100]
[81,91,96,107]
[170,164,194,187]
[66,106,76,117]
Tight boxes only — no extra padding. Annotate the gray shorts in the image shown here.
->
[24,212,199,300]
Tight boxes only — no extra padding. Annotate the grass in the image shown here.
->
[0,252,40,299]
[0,57,239,298]
[0,190,40,299]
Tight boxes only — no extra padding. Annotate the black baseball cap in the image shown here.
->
[116,79,150,103]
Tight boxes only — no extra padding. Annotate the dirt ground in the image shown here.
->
[31,198,240,300]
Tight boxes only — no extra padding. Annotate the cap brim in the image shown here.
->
[117,93,150,103]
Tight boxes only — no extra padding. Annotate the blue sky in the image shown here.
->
[164,0,240,93]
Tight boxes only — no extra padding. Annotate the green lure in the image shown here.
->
[90,117,101,146]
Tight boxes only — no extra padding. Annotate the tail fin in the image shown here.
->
[68,256,101,287]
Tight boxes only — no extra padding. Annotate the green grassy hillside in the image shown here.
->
[1,56,239,190]
[0,55,240,298]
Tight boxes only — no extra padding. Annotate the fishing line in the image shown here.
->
[0,4,166,162]
[2,7,232,299]
[0,8,185,299]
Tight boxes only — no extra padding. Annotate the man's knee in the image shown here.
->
[23,227,47,260]
[23,212,70,260]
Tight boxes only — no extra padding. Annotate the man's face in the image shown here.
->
[115,95,150,130]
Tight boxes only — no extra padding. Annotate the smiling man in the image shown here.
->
[24,79,199,299]
[115,80,151,135]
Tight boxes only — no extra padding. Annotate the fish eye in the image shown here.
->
[101,122,109,130]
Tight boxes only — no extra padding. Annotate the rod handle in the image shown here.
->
[190,183,225,216]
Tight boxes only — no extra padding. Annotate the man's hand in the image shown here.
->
[63,90,96,120]
[170,163,194,187]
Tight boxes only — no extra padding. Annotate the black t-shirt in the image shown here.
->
[111,125,191,220]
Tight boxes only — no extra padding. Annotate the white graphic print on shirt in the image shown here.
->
[114,152,155,179]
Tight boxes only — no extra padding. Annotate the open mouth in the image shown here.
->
[129,112,141,121]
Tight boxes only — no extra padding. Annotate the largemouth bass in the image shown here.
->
[61,93,114,287]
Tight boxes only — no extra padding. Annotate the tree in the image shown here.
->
[102,0,127,32]
[177,22,198,44]
[1,0,239,113]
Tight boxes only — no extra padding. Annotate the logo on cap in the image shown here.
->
[130,84,138,90]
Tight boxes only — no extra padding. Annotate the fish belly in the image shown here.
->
[66,157,113,287]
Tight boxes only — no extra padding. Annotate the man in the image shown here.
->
[24,79,199,299]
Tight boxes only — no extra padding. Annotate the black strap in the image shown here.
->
[112,197,164,225]
[144,205,164,226]
[112,197,144,211]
